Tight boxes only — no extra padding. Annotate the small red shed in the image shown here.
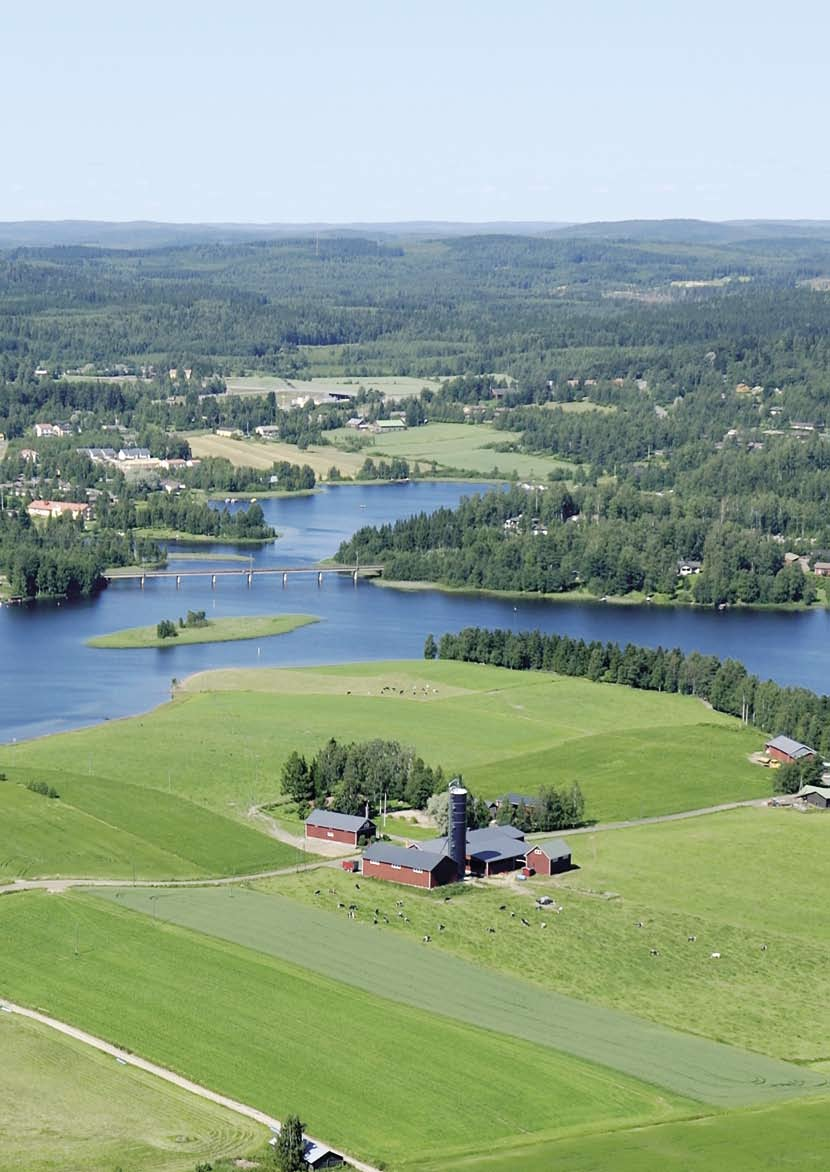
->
[524,837,572,876]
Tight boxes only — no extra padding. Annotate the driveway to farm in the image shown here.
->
[0,998,381,1172]
[552,796,769,838]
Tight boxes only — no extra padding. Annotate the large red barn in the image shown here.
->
[361,842,459,888]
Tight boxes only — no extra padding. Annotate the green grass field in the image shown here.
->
[0,893,692,1169]
[0,1012,266,1172]
[0,769,297,880]
[403,1098,830,1172]
[327,421,574,480]
[87,613,317,649]
[93,884,825,1107]
[261,807,830,1065]
[3,662,767,881]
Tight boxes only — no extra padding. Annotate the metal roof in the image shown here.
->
[362,842,450,872]
[766,735,815,759]
[465,828,527,864]
[797,785,830,800]
[528,837,571,859]
[501,792,541,808]
[305,808,374,833]
[497,824,526,840]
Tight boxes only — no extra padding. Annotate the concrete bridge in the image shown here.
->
[105,564,383,589]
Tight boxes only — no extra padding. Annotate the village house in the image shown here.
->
[677,559,702,576]
[27,499,91,521]
[117,447,152,462]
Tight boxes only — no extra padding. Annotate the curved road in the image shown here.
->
[0,998,380,1172]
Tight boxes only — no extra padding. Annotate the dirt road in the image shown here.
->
[0,998,380,1172]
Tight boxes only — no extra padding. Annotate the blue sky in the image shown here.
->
[3,0,827,223]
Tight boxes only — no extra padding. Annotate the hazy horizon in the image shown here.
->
[4,0,828,223]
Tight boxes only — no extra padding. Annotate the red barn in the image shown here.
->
[525,837,572,876]
[361,842,459,888]
[764,735,816,766]
[304,808,375,846]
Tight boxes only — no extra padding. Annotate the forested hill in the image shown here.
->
[3,228,830,381]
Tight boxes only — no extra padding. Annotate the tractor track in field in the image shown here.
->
[0,998,381,1172]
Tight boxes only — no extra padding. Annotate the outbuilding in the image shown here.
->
[525,837,572,875]
[304,808,376,846]
[764,735,816,765]
[362,842,458,888]
[797,785,830,809]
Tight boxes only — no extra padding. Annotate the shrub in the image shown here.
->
[26,780,59,799]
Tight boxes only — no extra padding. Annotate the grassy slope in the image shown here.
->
[0,770,298,880]
[326,421,574,479]
[403,1099,830,1172]
[5,663,767,838]
[94,884,825,1108]
[87,613,317,649]
[0,894,690,1170]
[0,1013,266,1172]
[263,807,830,1064]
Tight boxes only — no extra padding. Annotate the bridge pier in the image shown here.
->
[353,570,359,585]
[283,572,288,587]
[317,571,323,587]
[211,574,216,589]
[176,575,181,589]
[139,574,145,590]
[247,571,253,587]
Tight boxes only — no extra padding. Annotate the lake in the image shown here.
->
[1,480,829,744]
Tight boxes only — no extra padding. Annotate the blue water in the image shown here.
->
[1,480,829,744]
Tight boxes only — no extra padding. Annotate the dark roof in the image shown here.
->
[529,836,571,860]
[765,735,815,759]
[466,828,527,865]
[501,792,541,808]
[305,808,374,833]
[498,824,526,840]
[362,842,450,872]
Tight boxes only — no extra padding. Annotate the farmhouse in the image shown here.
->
[362,842,459,888]
[814,562,830,577]
[489,792,542,815]
[764,735,816,765]
[118,447,152,461]
[525,837,572,875]
[796,785,830,809]
[371,418,407,432]
[304,808,376,846]
[677,559,702,576]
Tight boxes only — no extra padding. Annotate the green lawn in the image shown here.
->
[87,613,317,649]
[327,421,574,480]
[264,807,830,1065]
[402,1098,830,1172]
[0,894,692,1170]
[3,663,768,872]
[0,1012,266,1172]
[94,884,825,1108]
[0,770,298,880]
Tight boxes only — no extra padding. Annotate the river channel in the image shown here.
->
[1,480,829,745]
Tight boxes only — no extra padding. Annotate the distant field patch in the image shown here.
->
[87,612,317,649]
[224,375,443,400]
[0,894,691,1169]
[186,431,365,477]
[0,1012,265,1172]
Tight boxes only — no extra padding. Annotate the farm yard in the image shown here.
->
[2,661,766,873]
[0,1011,267,1172]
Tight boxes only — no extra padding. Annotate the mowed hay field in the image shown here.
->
[0,1012,266,1172]
[264,807,830,1064]
[326,421,575,479]
[0,894,692,1169]
[3,662,766,876]
[0,769,297,880]
[404,1099,830,1172]
[186,430,366,478]
[97,885,826,1107]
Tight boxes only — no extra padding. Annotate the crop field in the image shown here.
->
[0,769,297,880]
[224,374,444,400]
[0,894,693,1169]
[261,806,830,1064]
[326,421,575,479]
[0,1011,265,1172]
[5,662,766,864]
[405,1098,830,1172]
[94,884,826,1107]
[87,612,317,649]
[187,431,366,477]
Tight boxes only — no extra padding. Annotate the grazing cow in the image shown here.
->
[761,943,768,951]
[443,896,452,902]
[687,935,696,942]
[499,905,507,911]
[488,927,496,933]
[438,923,445,932]
[337,902,345,909]
[520,918,530,926]
[354,883,360,890]
[313,889,321,896]
[710,951,721,959]
[636,921,644,928]
[422,935,431,943]
[540,922,547,929]
[404,916,410,923]
[649,948,659,956]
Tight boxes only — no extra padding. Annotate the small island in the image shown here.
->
[87,612,318,650]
